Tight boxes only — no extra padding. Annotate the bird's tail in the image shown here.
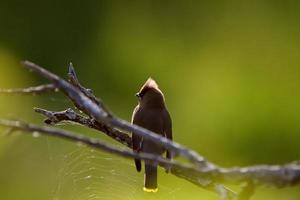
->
[134,158,141,172]
[143,163,158,192]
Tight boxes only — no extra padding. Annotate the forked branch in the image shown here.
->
[1,61,300,200]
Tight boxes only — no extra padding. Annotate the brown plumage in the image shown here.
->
[131,78,172,192]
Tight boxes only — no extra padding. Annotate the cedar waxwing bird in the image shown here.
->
[131,78,172,192]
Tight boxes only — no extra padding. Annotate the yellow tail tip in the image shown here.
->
[143,187,158,193]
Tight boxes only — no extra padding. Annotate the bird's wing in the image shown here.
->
[131,105,143,172]
[163,109,173,159]
[131,105,143,152]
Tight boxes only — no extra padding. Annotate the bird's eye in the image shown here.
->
[135,91,145,99]
[135,92,142,98]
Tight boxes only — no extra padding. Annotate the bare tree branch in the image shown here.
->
[0,119,223,193]
[221,164,300,187]
[1,61,300,200]
[0,119,299,199]
[0,84,57,94]
[34,107,132,147]
[21,60,210,167]
[0,119,176,168]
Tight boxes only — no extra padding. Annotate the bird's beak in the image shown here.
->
[135,92,141,98]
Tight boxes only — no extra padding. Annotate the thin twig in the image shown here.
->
[34,107,132,147]
[68,63,100,105]
[67,63,112,115]
[0,84,57,94]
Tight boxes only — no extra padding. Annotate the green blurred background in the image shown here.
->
[1,0,300,199]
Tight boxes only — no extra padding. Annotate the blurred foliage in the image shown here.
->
[0,0,300,199]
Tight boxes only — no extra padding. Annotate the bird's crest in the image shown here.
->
[144,77,159,89]
[140,77,160,93]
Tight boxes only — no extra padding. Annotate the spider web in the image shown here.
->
[49,141,179,200]
[31,96,180,200]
